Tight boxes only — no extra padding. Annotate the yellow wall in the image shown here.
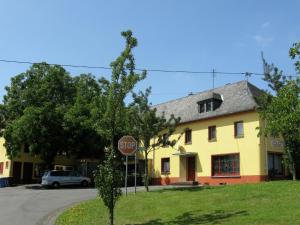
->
[0,138,11,178]
[150,111,283,180]
[0,137,76,180]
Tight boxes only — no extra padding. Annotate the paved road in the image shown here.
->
[0,184,196,225]
[0,185,97,225]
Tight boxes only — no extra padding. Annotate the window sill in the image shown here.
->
[161,172,170,175]
[211,175,241,178]
[234,135,244,139]
[185,142,192,145]
[208,139,217,142]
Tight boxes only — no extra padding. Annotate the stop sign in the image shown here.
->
[118,136,137,155]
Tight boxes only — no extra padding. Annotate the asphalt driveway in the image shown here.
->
[0,185,97,225]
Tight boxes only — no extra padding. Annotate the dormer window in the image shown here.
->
[199,102,205,113]
[198,92,223,113]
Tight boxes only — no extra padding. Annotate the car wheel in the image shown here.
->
[81,180,88,188]
[52,182,60,189]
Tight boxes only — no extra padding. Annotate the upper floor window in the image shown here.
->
[198,100,213,113]
[161,158,170,174]
[185,129,192,144]
[234,121,244,138]
[162,133,168,147]
[208,126,216,141]
[198,94,223,114]
[24,144,30,153]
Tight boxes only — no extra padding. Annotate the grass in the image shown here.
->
[55,181,300,225]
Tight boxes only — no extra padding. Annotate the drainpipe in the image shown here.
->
[264,121,268,180]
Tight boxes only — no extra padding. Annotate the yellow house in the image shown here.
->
[0,138,78,184]
[150,81,285,185]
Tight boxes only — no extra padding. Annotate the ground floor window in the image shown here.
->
[0,162,3,175]
[268,152,283,177]
[161,158,170,174]
[212,154,240,176]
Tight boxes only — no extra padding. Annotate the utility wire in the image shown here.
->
[0,58,299,78]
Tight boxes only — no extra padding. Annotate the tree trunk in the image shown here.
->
[285,145,297,181]
[291,162,297,181]
[144,152,149,192]
[109,207,114,225]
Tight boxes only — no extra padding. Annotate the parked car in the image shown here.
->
[41,170,91,188]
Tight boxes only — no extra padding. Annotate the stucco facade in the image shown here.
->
[0,138,76,183]
[150,81,285,185]
[150,111,285,185]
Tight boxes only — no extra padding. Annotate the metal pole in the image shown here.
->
[134,152,137,194]
[125,155,128,196]
[212,69,215,90]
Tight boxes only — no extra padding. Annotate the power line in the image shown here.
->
[0,58,299,78]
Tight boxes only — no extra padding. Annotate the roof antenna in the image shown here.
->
[245,72,252,81]
[212,69,216,90]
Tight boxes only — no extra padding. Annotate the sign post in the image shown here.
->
[134,151,137,194]
[118,136,137,196]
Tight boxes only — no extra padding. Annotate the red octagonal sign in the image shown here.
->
[118,136,137,156]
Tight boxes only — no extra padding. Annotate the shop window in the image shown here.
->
[268,153,283,177]
[161,158,170,174]
[212,154,240,176]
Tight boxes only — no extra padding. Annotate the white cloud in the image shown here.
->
[253,35,274,45]
[261,21,270,28]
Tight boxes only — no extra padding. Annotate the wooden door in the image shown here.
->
[187,157,195,181]
[23,162,33,184]
[13,162,22,184]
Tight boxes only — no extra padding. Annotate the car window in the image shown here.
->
[66,166,73,171]
[50,171,65,176]
[63,171,71,176]
[69,171,80,177]
[43,171,49,177]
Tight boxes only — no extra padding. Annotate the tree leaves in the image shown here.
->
[258,42,300,180]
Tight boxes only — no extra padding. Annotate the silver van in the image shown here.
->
[41,170,91,188]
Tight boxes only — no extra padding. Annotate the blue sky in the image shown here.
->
[0,1,299,105]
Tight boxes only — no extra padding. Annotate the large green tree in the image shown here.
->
[64,74,107,159]
[128,87,181,191]
[258,42,300,180]
[95,30,146,225]
[0,63,76,168]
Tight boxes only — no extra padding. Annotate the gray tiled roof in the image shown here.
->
[153,80,263,124]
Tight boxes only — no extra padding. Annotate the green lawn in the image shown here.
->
[56,181,300,225]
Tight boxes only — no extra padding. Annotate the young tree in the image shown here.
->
[0,63,76,168]
[128,87,181,191]
[257,42,300,180]
[94,30,146,225]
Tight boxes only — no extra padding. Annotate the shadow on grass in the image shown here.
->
[135,210,248,225]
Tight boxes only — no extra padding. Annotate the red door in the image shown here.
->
[187,157,195,181]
